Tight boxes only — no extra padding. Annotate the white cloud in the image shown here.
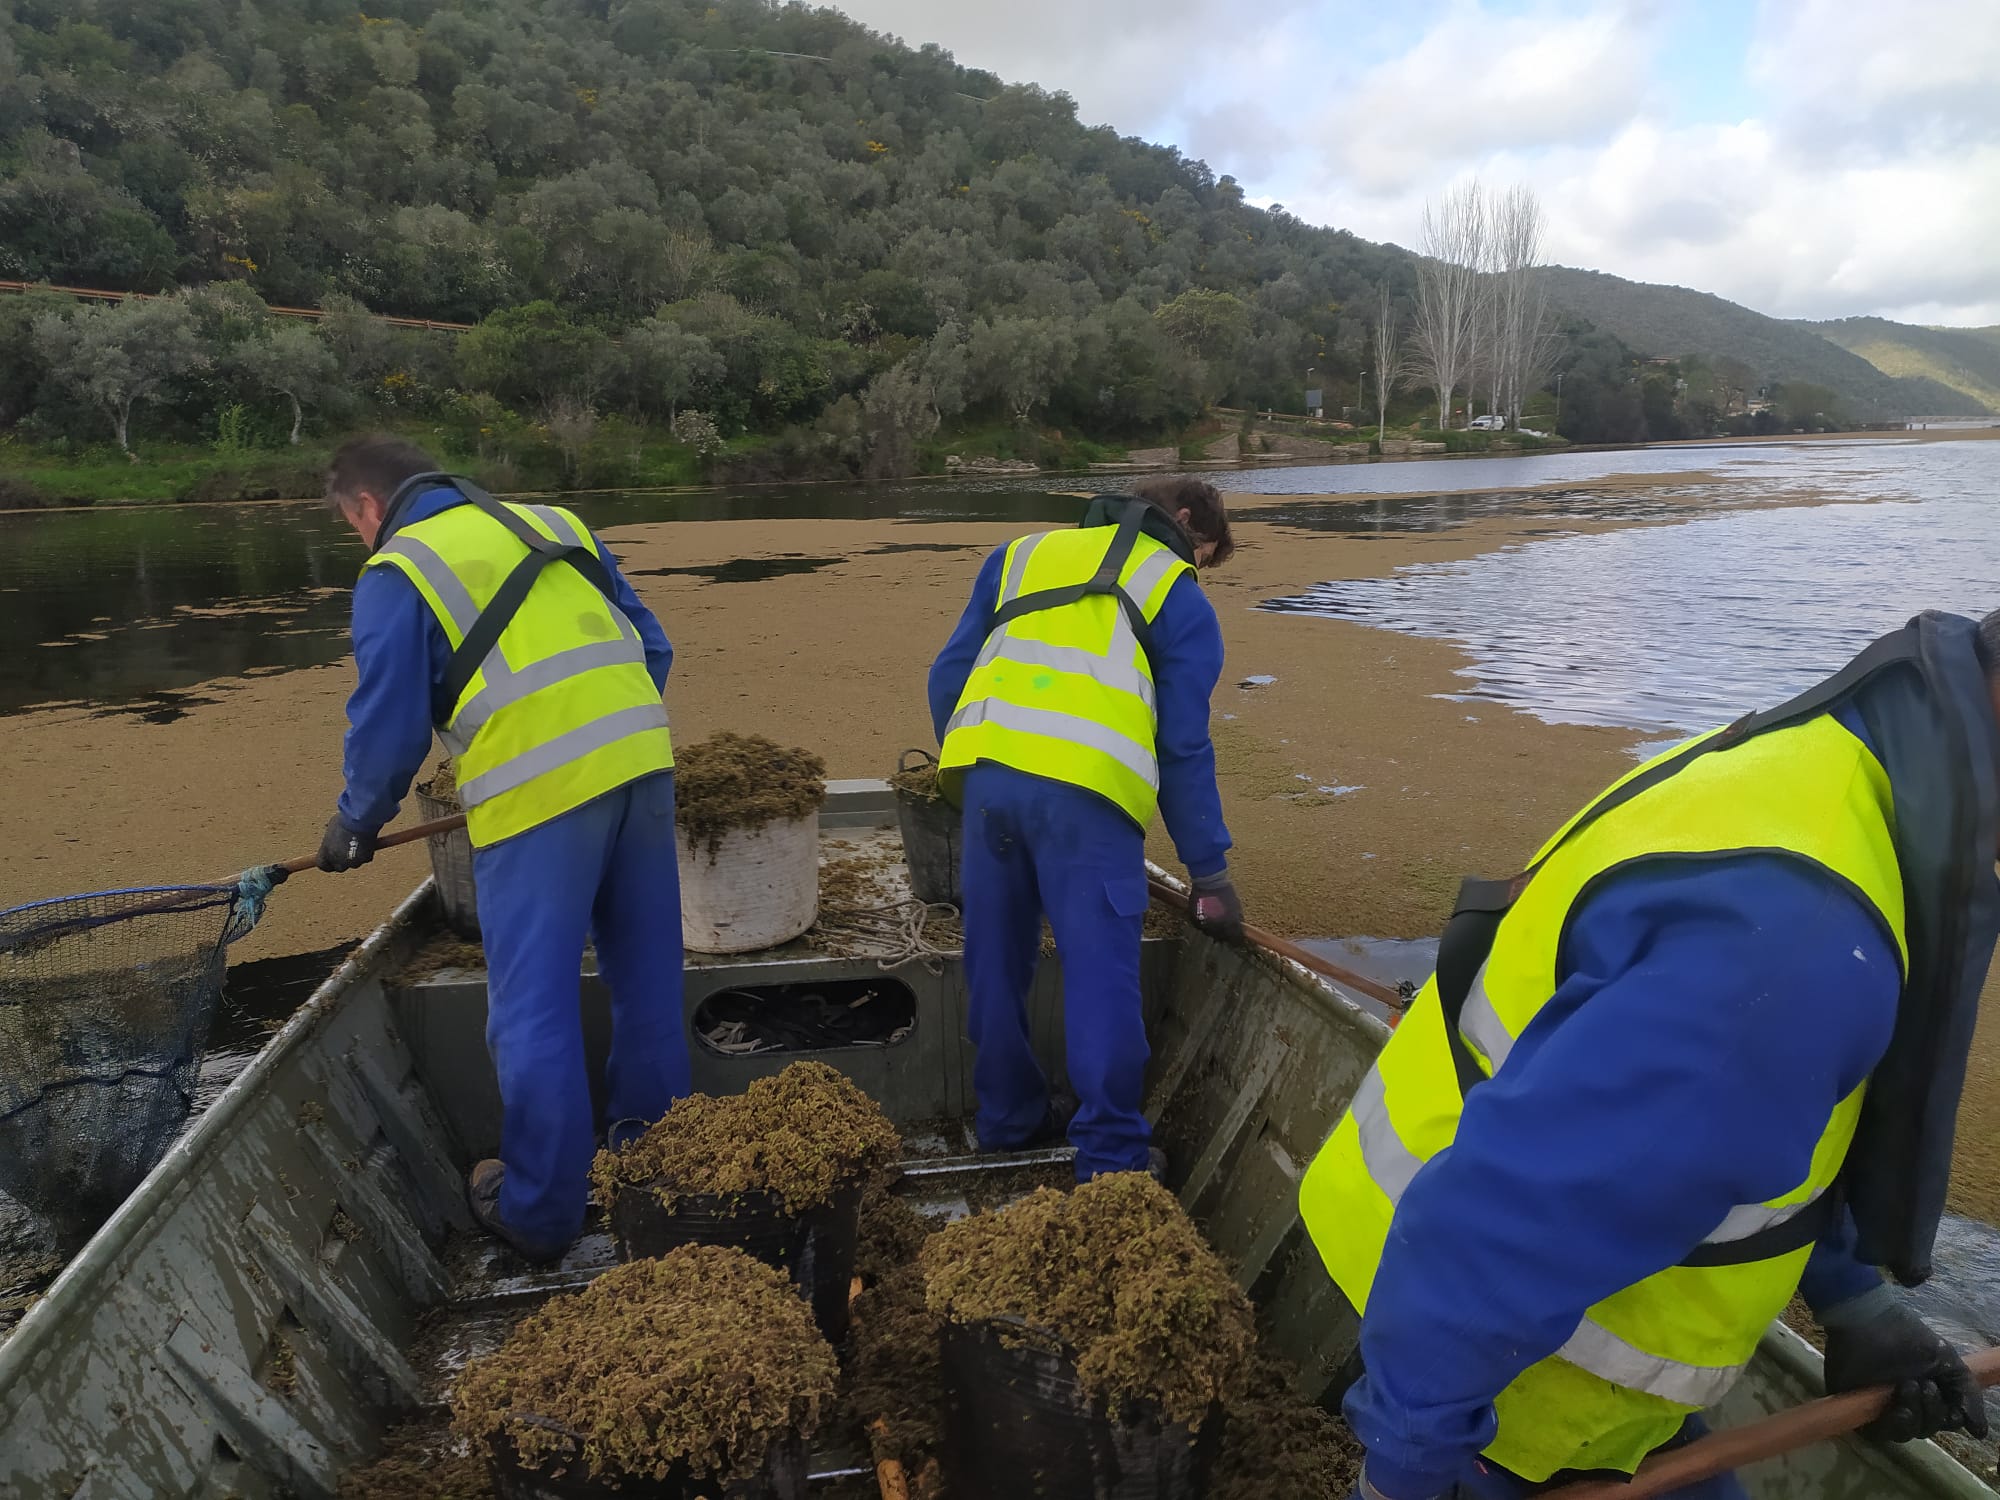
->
[1527,125,2000,323]
[827,0,2000,325]
[829,0,1319,138]
[1320,0,1652,192]
[1750,0,2000,158]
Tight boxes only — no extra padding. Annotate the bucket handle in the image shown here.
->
[898,748,939,774]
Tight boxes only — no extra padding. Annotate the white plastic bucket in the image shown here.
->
[680,814,820,954]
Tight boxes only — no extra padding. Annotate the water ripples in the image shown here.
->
[1264,442,1999,735]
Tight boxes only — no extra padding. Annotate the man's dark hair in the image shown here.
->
[1978,607,2000,678]
[324,434,439,514]
[1128,474,1235,567]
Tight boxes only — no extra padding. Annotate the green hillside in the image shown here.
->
[1800,318,2000,414]
[0,0,1975,501]
[0,0,1421,489]
[1542,267,1989,419]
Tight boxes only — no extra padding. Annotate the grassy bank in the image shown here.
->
[1413,428,1569,453]
[0,422,706,509]
[0,447,332,508]
[0,417,1171,507]
[0,413,1572,510]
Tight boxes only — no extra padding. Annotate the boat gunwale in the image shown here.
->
[1143,860,1398,1042]
[0,876,437,1389]
[2,852,1988,1496]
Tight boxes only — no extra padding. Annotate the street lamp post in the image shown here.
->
[1554,371,1565,432]
[1357,371,1367,418]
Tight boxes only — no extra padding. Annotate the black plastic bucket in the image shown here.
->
[893,749,961,908]
[939,1320,1219,1500]
[609,1180,865,1344]
[486,1415,809,1500]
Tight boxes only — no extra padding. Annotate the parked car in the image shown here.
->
[1468,414,1507,431]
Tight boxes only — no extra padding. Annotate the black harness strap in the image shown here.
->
[369,469,446,552]
[986,500,1158,657]
[376,474,628,724]
[1522,630,1921,866]
[1433,629,1923,1066]
[1678,1189,1844,1268]
[1423,631,1922,1266]
[1433,876,1520,1097]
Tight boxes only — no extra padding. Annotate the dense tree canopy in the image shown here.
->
[7,0,1797,484]
[0,0,1417,454]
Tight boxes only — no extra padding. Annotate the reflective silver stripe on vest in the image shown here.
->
[1701,1187,1827,1248]
[374,535,479,639]
[1451,964,1819,1253]
[1354,1047,1767,1409]
[1124,546,1182,610]
[522,503,589,550]
[1350,1069,1426,1203]
[475,585,639,688]
[1458,961,1515,1074]
[998,532,1045,605]
[452,637,652,740]
[972,631,1156,713]
[456,702,670,809]
[1556,1317,1743,1408]
[944,698,1158,790]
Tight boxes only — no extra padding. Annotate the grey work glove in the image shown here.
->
[1820,1285,1989,1443]
[1190,867,1245,943]
[316,815,378,873]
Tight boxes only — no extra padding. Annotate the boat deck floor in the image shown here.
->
[406,1130,1075,1488]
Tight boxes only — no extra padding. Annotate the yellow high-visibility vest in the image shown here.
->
[1299,712,1907,1480]
[366,497,672,847]
[939,514,1194,825]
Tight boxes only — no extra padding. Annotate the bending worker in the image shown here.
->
[1305,609,1999,1499]
[318,435,687,1262]
[929,476,1242,1179]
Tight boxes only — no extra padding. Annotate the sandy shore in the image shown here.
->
[0,490,1645,954]
[6,470,2000,1218]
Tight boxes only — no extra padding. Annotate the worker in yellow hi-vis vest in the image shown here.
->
[1304,611,2000,1500]
[929,477,1241,1180]
[318,435,684,1265]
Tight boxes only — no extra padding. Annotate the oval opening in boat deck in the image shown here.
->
[692,978,917,1057]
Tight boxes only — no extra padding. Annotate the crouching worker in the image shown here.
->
[1305,609,2000,1498]
[928,476,1241,1180]
[317,435,689,1262]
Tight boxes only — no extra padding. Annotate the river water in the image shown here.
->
[1263,438,2000,736]
[0,483,1089,719]
[7,441,1986,726]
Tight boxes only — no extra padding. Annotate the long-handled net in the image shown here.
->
[0,811,465,1257]
[0,872,276,1252]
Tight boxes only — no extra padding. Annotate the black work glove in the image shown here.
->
[1820,1286,1989,1443]
[316,815,378,873]
[1190,868,1245,943]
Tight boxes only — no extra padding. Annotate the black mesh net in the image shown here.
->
[0,884,255,1251]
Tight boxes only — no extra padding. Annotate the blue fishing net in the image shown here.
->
[0,869,275,1251]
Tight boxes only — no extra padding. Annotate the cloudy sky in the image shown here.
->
[830,0,2000,327]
